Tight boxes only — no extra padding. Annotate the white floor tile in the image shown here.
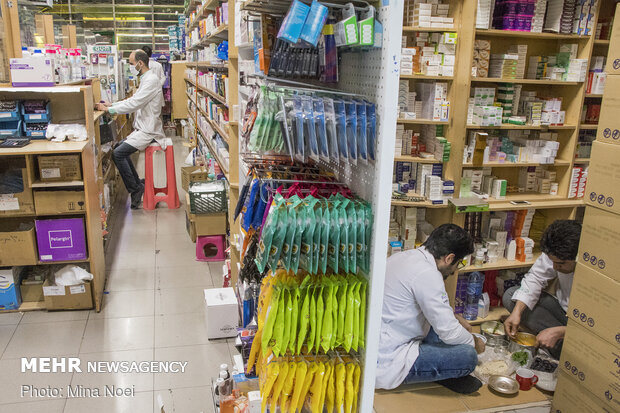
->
[155,233,195,252]
[154,386,215,413]
[154,313,209,348]
[153,343,231,390]
[156,264,212,290]
[80,316,154,354]
[63,390,153,413]
[154,247,199,268]
[20,309,89,324]
[0,399,67,413]
[0,357,73,404]
[106,249,157,271]
[0,324,17,358]
[105,268,156,292]
[90,290,154,320]
[70,349,155,393]
[2,320,86,359]
[0,312,22,326]
[155,287,205,316]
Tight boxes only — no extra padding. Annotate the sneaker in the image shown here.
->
[131,186,145,209]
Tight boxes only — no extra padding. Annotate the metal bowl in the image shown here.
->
[508,332,537,353]
[488,375,520,395]
[481,321,507,345]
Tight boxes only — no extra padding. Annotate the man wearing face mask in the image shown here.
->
[376,224,485,394]
[503,220,581,358]
[95,49,166,209]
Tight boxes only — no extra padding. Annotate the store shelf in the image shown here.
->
[186,61,228,69]
[400,74,454,81]
[197,105,230,143]
[460,252,541,273]
[391,199,450,208]
[1,301,47,313]
[469,307,511,326]
[190,109,230,179]
[579,124,598,129]
[394,155,443,163]
[185,77,196,86]
[37,258,90,265]
[93,110,106,122]
[398,118,449,125]
[186,0,220,30]
[184,0,202,16]
[462,159,571,168]
[574,158,590,163]
[186,91,197,105]
[471,77,581,85]
[475,29,590,40]
[31,180,84,188]
[484,194,584,211]
[585,93,603,98]
[466,124,576,130]
[187,24,229,50]
[594,39,611,45]
[403,26,457,33]
[196,83,228,106]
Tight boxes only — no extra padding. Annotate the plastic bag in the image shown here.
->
[53,265,93,286]
[302,95,319,162]
[293,95,306,163]
[289,287,300,354]
[291,201,306,274]
[356,101,368,164]
[297,276,312,354]
[359,277,367,350]
[308,285,317,353]
[261,360,280,413]
[352,280,361,352]
[339,198,350,274]
[300,197,317,273]
[319,200,330,274]
[335,360,346,413]
[270,360,290,412]
[298,362,318,412]
[321,278,334,352]
[314,97,330,162]
[315,283,325,352]
[336,277,347,348]
[312,206,322,275]
[334,99,348,163]
[281,287,293,355]
[324,98,340,163]
[327,199,340,273]
[345,100,358,164]
[366,101,376,163]
[268,202,288,270]
[271,286,286,356]
[356,201,366,273]
[281,196,301,271]
[290,359,308,411]
[347,201,357,274]
[279,360,297,413]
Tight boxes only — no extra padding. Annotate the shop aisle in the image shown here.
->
[0,137,234,413]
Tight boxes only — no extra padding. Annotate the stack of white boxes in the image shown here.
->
[398,80,422,118]
[470,87,503,126]
[489,54,520,79]
[525,100,543,126]
[507,45,528,79]
[472,40,491,78]
[531,0,548,32]
[476,0,493,29]
[396,206,418,250]
[401,46,418,76]
[519,168,538,192]
[395,124,405,156]
[417,163,443,196]
[568,166,587,199]
[415,82,449,121]
[425,175,443,202]
[405,0,453,28]
[541,98,566,125]
[566,58,589,81]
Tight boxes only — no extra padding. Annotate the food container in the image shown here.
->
[488,375,520,395]
[508,332,537,353]
[481,321,507,345]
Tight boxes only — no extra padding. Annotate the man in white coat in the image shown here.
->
[503,220,582,358]
[141,45,166,89]
[95,49,166,209]
[376,224,485,394]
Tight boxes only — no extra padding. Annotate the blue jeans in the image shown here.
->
[113,142,141,194]
[404,329,478,384]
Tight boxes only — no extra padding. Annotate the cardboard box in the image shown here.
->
[204,287,238,339]
[577,206,620,283]
[605,6,620,75]
[185,210,197,243]
[559,320,620,411]
[43,279,93,310]
[34,190,86,215]
[35,218,87,262]
[0,267,22,310]
[194,213,227,236]
[20,282,44,303]
[181,166,210,192]
[37,155,82,182]
[0,220,38,266]
[584,141,620,215]
[596,75,620,145]
[568,263,620,345]
[0,167,34,217]
[9,57,55,87]
[553,371,613,413]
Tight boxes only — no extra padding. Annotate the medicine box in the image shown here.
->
[35,218,87,262]
[9,57,55,87]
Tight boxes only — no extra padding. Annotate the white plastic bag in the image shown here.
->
[54,265,93,286]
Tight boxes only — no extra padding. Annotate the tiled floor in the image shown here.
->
[0,138,234,412]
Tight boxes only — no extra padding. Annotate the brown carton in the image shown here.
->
[559,320,620,411]
[568,263,620,346]
[43,279,93,310]
[605,6,620,76]
[0,167,34,217]
[0,220,38,266]
[584,141,620,215]
[181,166,209,192]
[37,154,82,182]
[596,75,620,146]
[34,189,86,215]
[20,283,44,303]
[553,371,614,413]
[577,206,620,283]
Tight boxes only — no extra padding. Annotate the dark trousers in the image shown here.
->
[112,142,141,194]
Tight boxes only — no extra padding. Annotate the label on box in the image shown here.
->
[41,168,61,179]
[70,285,85,294]
[43,285,66,296]
[0,113,10,118]
[0,194,19,211]
[29,114,42,120]
[40,254,53,261]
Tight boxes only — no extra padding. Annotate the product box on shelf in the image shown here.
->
[605,6,620,76]
[577,205,620,283]
[20,282,44,303]
[35,218,87,262]
[43,279,93,310]
[568,263,620,344]
[596,75,620,146]
[181,166,210,192]
[553,371,613,413]
[559,320,620,411]
[0,267,22,310]
[9,57,55,87]
[584,140,620,215]
[37,155,82,182]
[203,287,238,339]
[0,220,38,266]
[34,190,86,215]
[0,167,34,217]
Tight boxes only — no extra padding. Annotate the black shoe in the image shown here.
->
[437,376,483,394]
[131,186,145,209]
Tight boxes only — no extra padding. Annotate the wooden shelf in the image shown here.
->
[400,74,454,81]
[475,29,590,40]
[37,258,90,265]
[1,301,46,313]
[462,160,571,168]
[594,39,611,45]
[196,82,228,106]
[186,62,228,69]
[574,158,590,163]
[93,110,106,122]
[469,307,511,326]
[186,91,196,105]
[466,124,576,130]
[398,118,449,125]
[185,77,196,86]
[584,93,603,98]
[471,77,581,85]
[579,124,598,130]
[394,155,443,163]
[460,252,541,273]
[488,198,584,211]
[188,24,229,50]
[391,199,449,208]
[31,180,84,188]
[186,0,220,30]
[403,26,457,33]
[190,109,230,179]
[196,105,230,143]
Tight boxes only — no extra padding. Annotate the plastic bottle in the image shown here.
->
[242,281,253,328]
[463,271,485,321]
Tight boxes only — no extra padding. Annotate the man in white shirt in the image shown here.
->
[376,224,485,394]
[503,220,582,358]
[95,49,166,209]
[141,46,166,88]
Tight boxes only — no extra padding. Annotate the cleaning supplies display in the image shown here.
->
[241,86,376,165]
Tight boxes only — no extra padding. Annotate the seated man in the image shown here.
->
[376,224,485,394]
[503,220,582,358]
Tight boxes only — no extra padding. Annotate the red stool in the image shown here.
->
[196,235,226,261]
[144,138,180,210]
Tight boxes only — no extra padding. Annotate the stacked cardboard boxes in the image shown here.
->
[553,14,620,410]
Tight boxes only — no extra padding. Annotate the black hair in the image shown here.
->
[540,220,582,261]
[141,45,153,58]
[133,49,150,67]
[423,224,474,262]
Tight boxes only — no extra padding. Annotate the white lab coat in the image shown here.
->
[376,247,475,390]
[511,253,574,312]
[148,58,166,107]
[109,69,166,151]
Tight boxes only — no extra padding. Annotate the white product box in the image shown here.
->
[10,57,55,87]
[204,288,238,339]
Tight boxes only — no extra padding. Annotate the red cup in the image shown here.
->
[516,368,538,391]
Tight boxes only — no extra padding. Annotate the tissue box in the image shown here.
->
[204,288,239,339]
[0,267,22,311]
[35,218,87,262]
